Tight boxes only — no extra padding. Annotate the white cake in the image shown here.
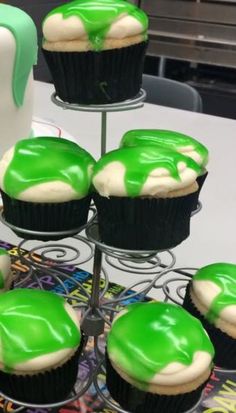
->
[0,4,37,157]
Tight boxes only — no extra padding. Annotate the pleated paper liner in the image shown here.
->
[1,190,91,241]
[43,41,148,105]
[192,170,208,211]
[183,283,236,370]
[106,352,207,413]
[93,191,196,250]
[0,337,84,404]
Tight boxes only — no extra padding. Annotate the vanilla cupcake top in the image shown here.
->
[0,249,12,291]
[192,263,236,325]
[92,146,201,197]
[43,0,148,52]
[0,137,95,203]
[0,289,81,373]
[120,129,209,169]
[107,302,214,390]
[0,4,37,107]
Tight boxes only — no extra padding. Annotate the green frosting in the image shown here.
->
[194,263,236,323]
[107,302,214,385]
[93,146,201,197]
[120,129,209,168]
[0,4,37,107]
[44,0,148,51]
[0,289,81,371]
[0,249,9,289]
[3,137,95,200]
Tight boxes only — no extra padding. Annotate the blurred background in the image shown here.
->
[6,0,236,119]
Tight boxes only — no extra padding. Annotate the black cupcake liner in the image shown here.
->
[1,190,91,241]
[0,337,84,404]
[43,41,148,105]
[183,283,236,369]
[106,352,207,413]
[93,192,197,250]
[192,171,208,211]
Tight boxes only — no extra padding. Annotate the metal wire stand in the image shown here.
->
[0,93,217,413]
[51,90,146,156]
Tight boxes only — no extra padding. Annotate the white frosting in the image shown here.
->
[150,351,211,386]
[43,14,87,42]
[18,181,80,203]
[93,161,198,197]
[0,252,12,291]
[0,147,91,202]
[0,27,33,158]
[106,15,143,39]
[178,145,203,166]
[12,303,80,373]
[43,13,144,43]
[192,279,236,325]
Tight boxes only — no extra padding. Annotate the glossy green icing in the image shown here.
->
[3,137,95,200]
[0,249,9,289]
[0,289,81,371]
[93,146,201,197]
[0,4,37,107]
[194,263,236,323]
[45,0,148,51]
[120,129,209,167]
[107,302,214,384]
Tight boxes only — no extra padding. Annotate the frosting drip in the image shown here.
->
[0,289,81,371]
[120,129,208,168]
[107,302,214,384]
[2,137,95,199]
[92,146,201,197]
[44,0,148,51]
[193,263,236,323]
[0,4,37,107]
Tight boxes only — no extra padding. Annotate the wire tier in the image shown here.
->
[51,90,147,113]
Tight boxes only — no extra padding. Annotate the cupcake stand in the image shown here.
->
[0,92,234,413]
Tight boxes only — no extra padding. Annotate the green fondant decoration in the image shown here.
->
[0,4,37,107]
[44,0,148,51]
[120,129,209,167]
[93,146,201,197]
[107,302,214,384]
[3,137,95,199]
[0,289,81,371]
[0,249,9,289]
[194,263,236,323]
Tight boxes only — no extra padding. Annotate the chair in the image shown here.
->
[142,74,203,112]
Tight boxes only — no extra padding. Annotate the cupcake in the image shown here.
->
[0,289,82,404]
[106,301,214,413]
[42,0,148,104]
[120,129,209,209]
[0,248,13,291]
[92,146,201,250]
[0,137,95,240]
[183,262,236,370]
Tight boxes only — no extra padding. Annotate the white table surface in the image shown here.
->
[1,80,236,296]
